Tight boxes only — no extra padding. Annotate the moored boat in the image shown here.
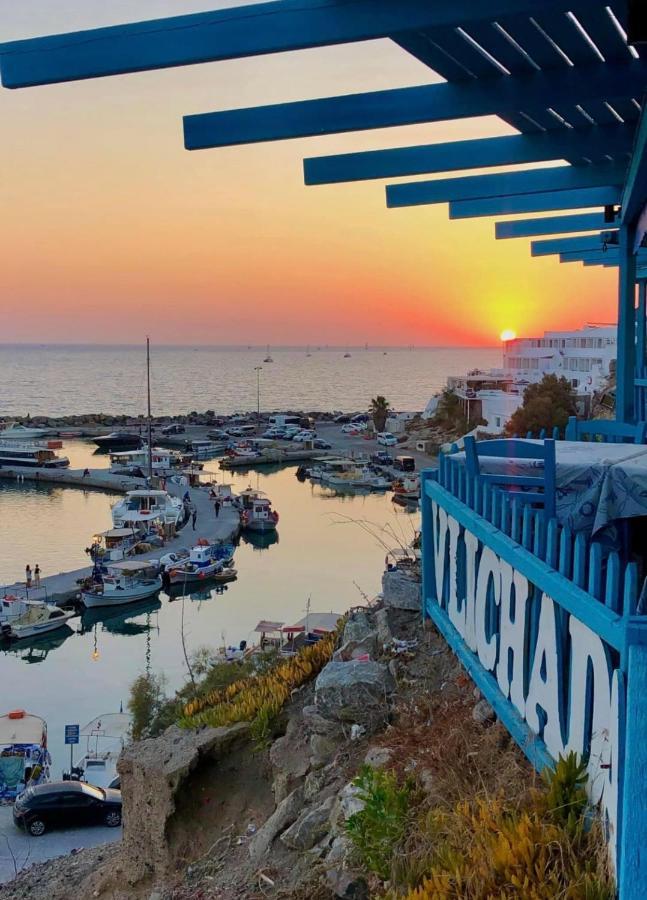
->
[80,560,162,608]
[0,710,50,802]
[239,489,279,533]
[0,440,69,469]
[111,489,184,530]
[109,445,188,476]
[0,423,51,441]
[160,541,236,585]
[66,712,132,790]
[0,595,76,641]
[93,431,143,451]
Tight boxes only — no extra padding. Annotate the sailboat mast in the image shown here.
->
[146,337,153,481]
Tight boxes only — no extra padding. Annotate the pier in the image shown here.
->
[0,466,145,493]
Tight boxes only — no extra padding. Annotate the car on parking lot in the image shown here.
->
[371,450,393,466]
[341,423,361,434]
[291,430,316,442]
[161,423,185,435]
[313,438,332,450]
[262,428,287,439]
[13,781,122,836]
[376,432,398,446]
[334,414,351,424]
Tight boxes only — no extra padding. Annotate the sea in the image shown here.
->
[0,344,500,417]
[0,345,499,779]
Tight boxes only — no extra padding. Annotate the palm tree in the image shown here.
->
[370,396,391,433]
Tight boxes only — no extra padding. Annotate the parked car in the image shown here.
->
[351,414,370,423]
[292,430,316,442]
[377,432,398,446]
[161,423,185,435]
[334,414,351,424]
[371,451,393,466]
[341,423,360,434]
[263,428,288,439]
[283,426,301,438]
[394,455,416,472]
[13,781,122,836]
[313,438,332,450]
[208,429,229,441]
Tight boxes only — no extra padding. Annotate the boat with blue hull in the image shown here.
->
[0,710,50,803]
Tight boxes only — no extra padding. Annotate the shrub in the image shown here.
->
[128,672,166,741]
[506,374,577,437]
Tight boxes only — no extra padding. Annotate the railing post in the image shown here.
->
[619,639,647,898]
[617,224,637,425]
[420,469,436,621]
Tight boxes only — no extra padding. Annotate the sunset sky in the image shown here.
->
[0,1,618,346]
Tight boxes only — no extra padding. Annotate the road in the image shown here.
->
[0,806,120,884]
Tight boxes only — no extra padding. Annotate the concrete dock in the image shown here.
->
[2,479,240,606]
[0,466,145,493]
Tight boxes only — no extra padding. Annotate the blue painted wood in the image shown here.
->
[619,644,647,898]
[624,563,639,617]
[588,542,603,601]
[606,551,622,614]
[573,533,588,589]
[531,233,612,256]
[424,480,624,650]
[183,62,647,149]
[2,0,584,88]
[386,165,625,209]
[559,527,572,579]
[617,224,638,425]
[495,212,614,239]
[546,519,559,570]
[420,470,436,619]
[304,126,633,185]
[565,417,647,443]
[449,186,622,219]
[621,103,647,226]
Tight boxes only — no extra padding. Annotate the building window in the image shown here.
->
[495,417,501,428]
[578,359,590,372]
[572,379,579,387]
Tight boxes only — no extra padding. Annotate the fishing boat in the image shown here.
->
[187,438,224,460]
[160,541,236,585]
[93,431,144,451]
[239,489,279,533]
[0,423,51,441]
[111,489,184,530]
[0,710,50,802]
[263,344,274,363]
[392,475,421,504]
[80,560,162,608]
[0,596,76,641]
[109,445,188,476]
[0,440,69,468]
[86,526,149,567]
[67,713,132,790]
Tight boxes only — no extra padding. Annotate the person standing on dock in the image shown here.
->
[34,565,41,588]
[214,499,221,518]
[25,564,32,588]
[191,508,197,530]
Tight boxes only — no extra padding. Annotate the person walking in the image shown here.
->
[214,499,221,518]
[25,564,32,588]
[34,564,41,588]
[191,508,197,530]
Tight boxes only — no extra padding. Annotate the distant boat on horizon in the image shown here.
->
[343,352,351,358]
[263,344,274,363]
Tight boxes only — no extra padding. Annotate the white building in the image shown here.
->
[425,325,617,434]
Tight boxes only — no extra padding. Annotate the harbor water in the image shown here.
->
[0,441,418,776]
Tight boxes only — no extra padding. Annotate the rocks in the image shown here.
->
[280,796,335,850]
[336,610,379,661]
[472,699,496,726]
[342,610,373,644]
[303,768,329,803]
[310,732,341,769]
[315,660,395,733]
[364,746,393,769]
[375,608,393,646]
[325,836,369,900]
[382,569,421,611]
[248,786,305,865]
[333,781,365,825]
[269,729,310,802]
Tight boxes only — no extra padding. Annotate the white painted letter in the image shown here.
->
[496,564,529,717]
[475,547,501,671]
[525,594,564,759]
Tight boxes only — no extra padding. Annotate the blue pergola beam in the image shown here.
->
[184,60,647,149]
[303,126,633,186]
[385,165,624,209]
[621,105,647,227]
[495,213,614,240]
[449,186,622,219]
[0,0,593,88]
[531,233,615,257]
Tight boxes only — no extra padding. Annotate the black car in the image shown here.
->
[13,781,122,836]
[313,438,332,450]
[161,423,185,435]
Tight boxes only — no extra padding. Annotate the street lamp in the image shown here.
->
[254,366,262,422]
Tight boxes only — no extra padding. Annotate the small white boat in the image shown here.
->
[160,542,235,585]
[0,710,51,802]
[0,596,75,641]
[188,439,225,459]
[0,423,51,441]
[111,489,184,529]
[70,712,132,790]
[88,527,147,565]
[239,489,279,533]
[109,445,187,475]
[81,560,162,608]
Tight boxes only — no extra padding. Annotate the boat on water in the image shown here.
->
[93,431,144,451]
[66,713,132,790]
[0,710,50,802]
[80,560,162,608]
[392,475,421,504]
[109,445,189,476]
[239,489,279,533]
[187,438,224,460]
[0,423,51,441]
[79,596,161,635]
[263,344,274,363]
[111,489,184,530]
[160,541,236,586]
[0,595,76,641]
[0,440,69,469]
[87,526,150,567]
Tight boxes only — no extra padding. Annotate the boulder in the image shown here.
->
[381,569,421,611]
[364,746,393,769]
[315,660,395,732]
[280,796,335,850]
[472,699,496,726]
[310,733,341,770]
[325,836,369,900]
[248,786,305,865]
[342,610,373,644]
[330,781,366,831]
[375,608,393,646]
[302,704,344,739]
[269,731,310,801]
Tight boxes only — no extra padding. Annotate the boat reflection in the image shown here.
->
[165,581,232,603]
[1,624,75,664]
[241,529,280,551]
[79,596,162,636]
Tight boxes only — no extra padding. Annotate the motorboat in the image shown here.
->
[80,560,162,608]
[160,541,236,586]
[0,440,69,468]
[0,423,51,441]
[109,445,188,476]
[392,475,421,503]
[0,595,76,641]
[93,431,144,451]
[351,471,392,491]
[187,439,225,459]
[67,713,132,790]
[239,489,279,533]
[263,344,274,363]
[0,710,50,802]
[111,489,184,529]
[86,527,149,567]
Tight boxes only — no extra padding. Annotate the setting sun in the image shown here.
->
[500,329,517,342]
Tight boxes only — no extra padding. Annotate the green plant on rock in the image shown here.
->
[128,672,166,741]
[346,765,417,881]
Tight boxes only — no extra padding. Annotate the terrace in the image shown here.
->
[2,1,647,894]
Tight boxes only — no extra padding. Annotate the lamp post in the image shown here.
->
[254,366,262,423]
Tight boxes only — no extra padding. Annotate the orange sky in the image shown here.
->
[0,1,618,346]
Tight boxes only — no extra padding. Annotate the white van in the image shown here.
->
[269,415,301,428]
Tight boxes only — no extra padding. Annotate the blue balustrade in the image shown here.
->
[565,416,647,444]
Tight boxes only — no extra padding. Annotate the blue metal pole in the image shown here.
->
[619,643,647,899]
[636,280,646,420]
[617,225,637,424]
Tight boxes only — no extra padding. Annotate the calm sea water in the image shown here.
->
[0,441,419,775]
[0,345,500,417]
